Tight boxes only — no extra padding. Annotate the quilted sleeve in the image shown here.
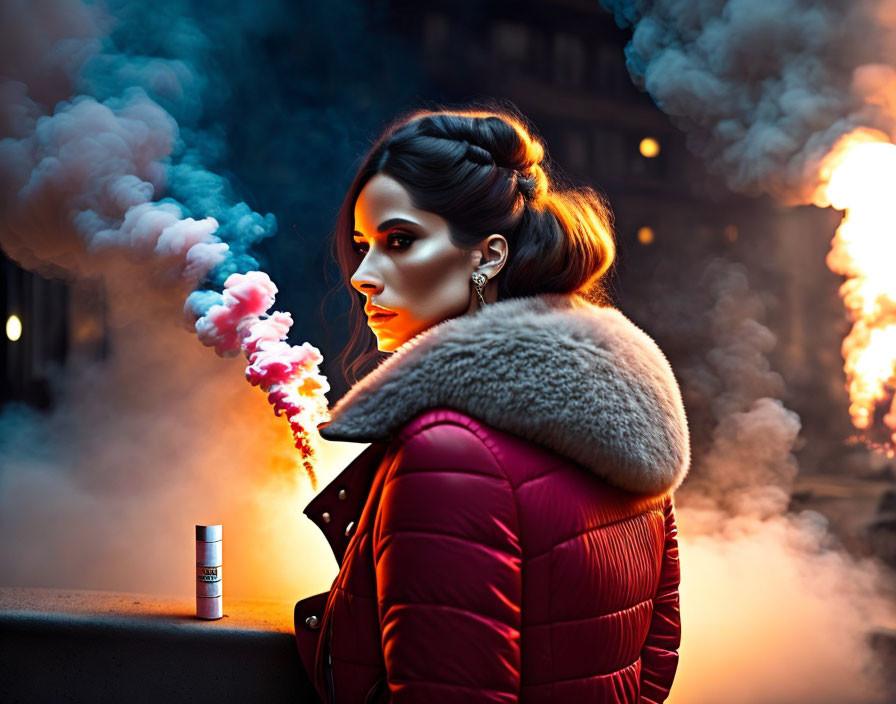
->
[372,421,522,703]
[639,494,682,704]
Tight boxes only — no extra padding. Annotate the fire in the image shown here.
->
[817,129,896,452]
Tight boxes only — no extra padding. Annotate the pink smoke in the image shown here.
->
[190,271,331,488]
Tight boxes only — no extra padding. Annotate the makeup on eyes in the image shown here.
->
[352,229,417,253]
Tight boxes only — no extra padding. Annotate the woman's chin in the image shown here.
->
[373,321,436,352]
[374,335,402,353]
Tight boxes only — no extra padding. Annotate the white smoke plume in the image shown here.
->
[599,0,896,204]
[646,260,896,703]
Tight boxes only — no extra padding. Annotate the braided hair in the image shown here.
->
[328,102,616,383]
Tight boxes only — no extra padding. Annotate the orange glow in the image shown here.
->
[637,226,655,245]
[818,129,896,451]
[181,385,366,602]
[639,137,661,158]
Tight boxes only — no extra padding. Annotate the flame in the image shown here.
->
[818,129,896,452]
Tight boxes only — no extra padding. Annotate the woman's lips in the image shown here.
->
[368,311,397,326]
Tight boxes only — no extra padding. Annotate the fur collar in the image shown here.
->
[317,293,690,496]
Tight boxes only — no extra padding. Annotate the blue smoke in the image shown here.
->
[77,1,293,288]
[1,0,421,304]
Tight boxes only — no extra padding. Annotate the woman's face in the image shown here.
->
[351,173,481,352]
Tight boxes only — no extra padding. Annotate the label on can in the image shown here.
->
[196,565,221,582]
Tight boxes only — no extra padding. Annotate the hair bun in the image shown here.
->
[516,171,537,201]
[515,163,547,202]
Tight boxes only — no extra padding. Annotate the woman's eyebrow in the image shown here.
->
[353,217,421,238]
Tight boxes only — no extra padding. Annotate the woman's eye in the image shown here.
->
[388,232,414,249]
[352,232,414,255]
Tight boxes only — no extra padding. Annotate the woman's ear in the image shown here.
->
[475,234,508,279]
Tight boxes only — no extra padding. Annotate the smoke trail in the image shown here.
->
[598,0,896,205]
[189,270,331,483]
[636,259,895,703]
[0,0,420,599]
[676,261,801,519]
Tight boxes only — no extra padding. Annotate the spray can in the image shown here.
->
[195,524,222,619]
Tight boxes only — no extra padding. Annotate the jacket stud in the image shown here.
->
[345,521,356,537]
[338,489,347,500]
[321,512,331,523]
[305,615,321,629]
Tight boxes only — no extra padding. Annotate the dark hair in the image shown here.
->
[326,100,616,385]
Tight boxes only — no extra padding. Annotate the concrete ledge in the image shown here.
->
[3,588,894,702]
[0,587,320,703]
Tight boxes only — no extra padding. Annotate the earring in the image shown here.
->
[471,272,488,308]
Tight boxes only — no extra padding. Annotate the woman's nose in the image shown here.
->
[350,257,384,295]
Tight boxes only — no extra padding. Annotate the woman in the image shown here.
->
[294,105,689,704]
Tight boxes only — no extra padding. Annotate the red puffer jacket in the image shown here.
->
[295,293,690,703]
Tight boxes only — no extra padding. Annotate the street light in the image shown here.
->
[637,226,655,245]
[6,314,22,342]
[639,137,660,158]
